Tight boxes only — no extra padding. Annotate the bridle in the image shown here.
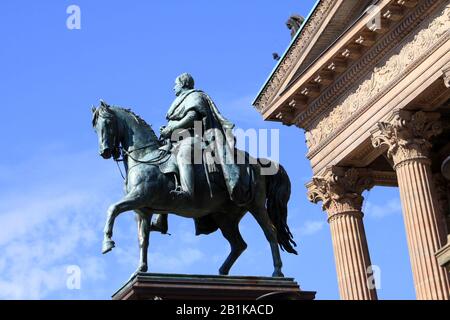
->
[96,111,170,180]
[115,143,171,181]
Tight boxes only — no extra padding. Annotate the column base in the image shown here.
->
[112,273,316,300]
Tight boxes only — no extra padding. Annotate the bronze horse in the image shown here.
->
[92,103,297,277]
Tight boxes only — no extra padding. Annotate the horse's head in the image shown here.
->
[92,100,121,160]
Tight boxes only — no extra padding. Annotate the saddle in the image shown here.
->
[143,142,256,236]
[156,140,219,184]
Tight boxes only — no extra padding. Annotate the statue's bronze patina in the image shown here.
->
[92,74,297,277]
[286,14,305,38]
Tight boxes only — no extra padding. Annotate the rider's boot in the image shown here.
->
[151,214,168,234]
[170,162,194,202]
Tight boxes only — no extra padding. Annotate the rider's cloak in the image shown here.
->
[166,89,253,208]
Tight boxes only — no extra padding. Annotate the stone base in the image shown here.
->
[112,273,316,300]
[436,236,450,271]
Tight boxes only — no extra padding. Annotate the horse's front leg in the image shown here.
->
[135,209,152,273]
[102,194,144,254]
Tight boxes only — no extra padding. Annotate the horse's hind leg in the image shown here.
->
[250,206,284,277]
[135,209,152,273]
[102,193,145,254]
[214,212,247,276]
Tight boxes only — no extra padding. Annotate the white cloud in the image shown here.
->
[292,220,326,238]
[113,217,207,274]
[0,147,118,299]
[0,191,109,299]
[149,248,204,272]
[114,245,204,274]
[364,198,402,219]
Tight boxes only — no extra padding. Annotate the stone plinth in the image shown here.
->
[112,273,316,300]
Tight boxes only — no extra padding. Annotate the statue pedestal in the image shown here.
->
[112,273,316,300]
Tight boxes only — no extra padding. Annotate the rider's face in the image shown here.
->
[174,80,183,97]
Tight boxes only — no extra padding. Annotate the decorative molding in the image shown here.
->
[302,1,449,154]
[443,63,450,88]
[299,0,439,127]
[306,167,374,220]
[370,110,442,168]
[253,0,338,112]
[372,170,398,186]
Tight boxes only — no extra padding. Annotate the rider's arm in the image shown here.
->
[168,110,199,132]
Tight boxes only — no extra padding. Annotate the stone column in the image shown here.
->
[307,167,378,300]
[371,110,450,300]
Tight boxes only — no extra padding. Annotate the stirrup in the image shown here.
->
[150,220,169,235]
[170,185,183,193]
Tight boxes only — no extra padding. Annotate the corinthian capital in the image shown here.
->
[370,110,442,168]
[307,167,374,220]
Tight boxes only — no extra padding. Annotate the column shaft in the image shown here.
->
[307,167,377,300]
[371,110,450,299]
[396,160,450,299]
[329,212,378,300]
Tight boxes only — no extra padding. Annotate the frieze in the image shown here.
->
[304,2,449,155]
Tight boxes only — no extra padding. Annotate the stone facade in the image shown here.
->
[253,0,450,300]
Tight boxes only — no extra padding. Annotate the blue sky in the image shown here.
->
[0,0,415,299]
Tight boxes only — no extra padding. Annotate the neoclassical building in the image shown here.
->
[253,0,450,300]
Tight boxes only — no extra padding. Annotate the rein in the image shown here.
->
[95,108,169,181]
[113,142,170,181]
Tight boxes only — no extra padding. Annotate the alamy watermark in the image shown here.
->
[66,5,81,30]
[66,265,82,290]
[165,122,280,176]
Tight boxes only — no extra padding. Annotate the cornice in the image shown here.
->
[253,0,339,112]
[299,0,442,129]
[304,0,448,159]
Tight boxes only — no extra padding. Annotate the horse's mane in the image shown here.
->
[116,107,159,141]
[93,105,159,141]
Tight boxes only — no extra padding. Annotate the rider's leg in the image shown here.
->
[171,138,195,199]
[178,161,194,197]
[153,139,197,232]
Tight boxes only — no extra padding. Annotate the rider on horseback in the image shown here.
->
[152,73,252,234]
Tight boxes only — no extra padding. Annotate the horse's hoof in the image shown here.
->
[102,240,115,254]
[272,271,285,278]
[219,268,229,276]
[137,264,148,273]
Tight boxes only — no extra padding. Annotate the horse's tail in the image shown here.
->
[265,162,298,255]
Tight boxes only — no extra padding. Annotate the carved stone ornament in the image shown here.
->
[305,3,450,152]
[370,110,442,168]
[307,167,374,220]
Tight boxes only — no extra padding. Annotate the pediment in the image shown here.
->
[253,0,374,114]
[285,0,375,89]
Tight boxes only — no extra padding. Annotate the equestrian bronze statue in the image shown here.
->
[91,73,297,277]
